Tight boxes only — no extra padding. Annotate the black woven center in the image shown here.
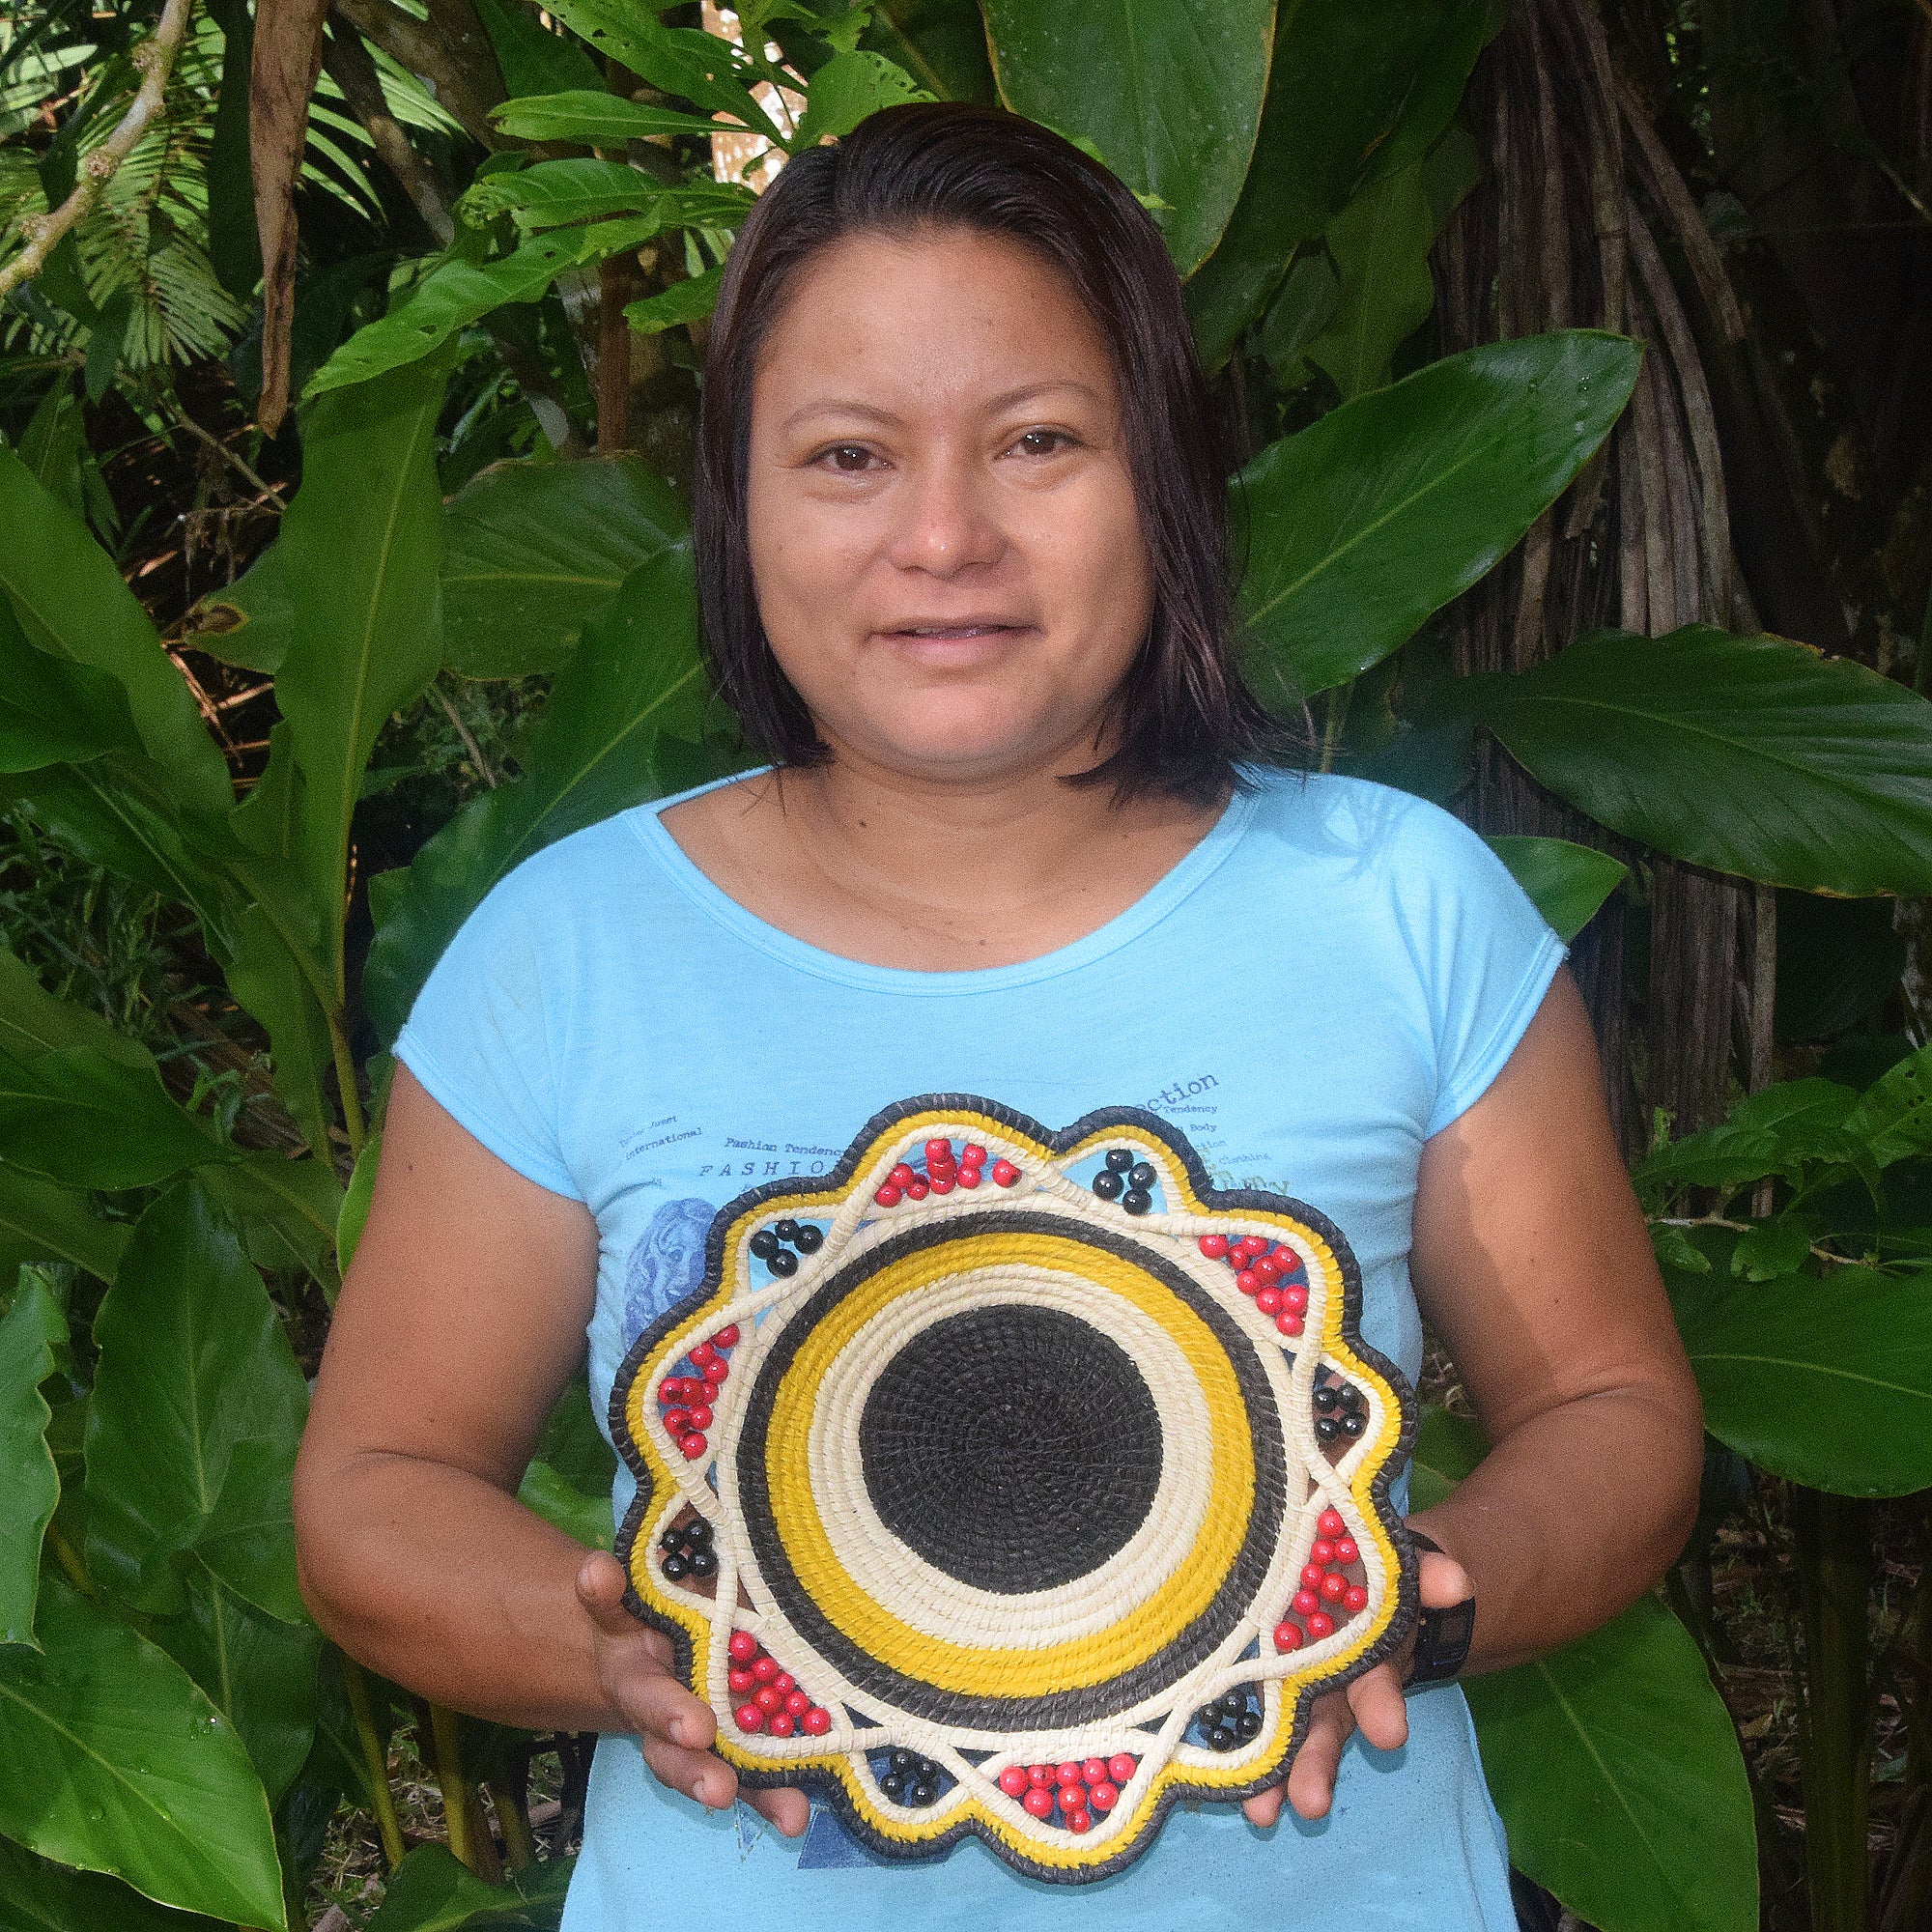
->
[858,1305,1163,1593]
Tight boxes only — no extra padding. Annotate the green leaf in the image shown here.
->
[0,1272,65,1647]
[535,0,774,128]
[1302,161,1435,400]
[1471,627,1932,896]
[0,1577,285,1929]
[1635,1078,1862,1199]
[1675,1264,1932,1496]
[0,1166,128,1282]
[83,1183,309,1616]
[1407,1404,1487,1509]
[1236,333,1641,698]
[203,1150,345,1296]
[1483,836,1628,944]
[336,1132,382,1273]
[189,540,288,675]
[277,350,453,1000]
[1648,1220,1713,1278]
[361,545,711,1042]
[362,1844,552,1930]
[1841,1039,1932,1168]
[517,1458,612,1548]
[1185,0,1493,366]
[0,1045,225,1191]
[982,0,1272,276]
[1729,1215,1814,1281]
[491,89,725,144]
[829,0,992,102]
[0,1832,229,1932]
[0,452,231,818]
[1257,250,1339,391]
[624,265,723,338]
[442,456,689,679]
[470,0,603,98]
[0,945,153,1069]
[205,0,261,300]
[0,600,143,773]
[1466,1594,1757,1932]
[795,47,932,144]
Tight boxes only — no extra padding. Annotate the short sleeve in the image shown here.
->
[393,867,578,1199]
[1383,798,1569,1139]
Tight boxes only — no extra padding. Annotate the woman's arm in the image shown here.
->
[1247,968,1704,1825]
[291,1067,809,1831]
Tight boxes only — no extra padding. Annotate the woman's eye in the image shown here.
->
[819,444,879,472]
[1011,428,1073,457]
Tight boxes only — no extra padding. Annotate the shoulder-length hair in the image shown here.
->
[692,100,1294,805]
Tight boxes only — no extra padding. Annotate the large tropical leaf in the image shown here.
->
[981,0,1273,275]
[536,0,777,129]
[83,1183,309,1616]
[0,945,152,1068]
[0,1165,128,1281]
[0,453,231,817]
[793,47,933,145]
[1236,333,1639,697]
[1472,627,1932,896]
[0,1832,229,1932]
[1842,1039,1932,1167]
[441,456,689,678]
[0,1270,65,1648]
[362,1844,572,1930]
[273,350,453,999]
[0,1578,285,1929]
[0,598,144,774]
[1669,1263,1932,1496]
[490,89,725,144]
[1635,1078,1865,1200]
[1484,837,1628,944]
[0,1044,225,1191]
[361,545,714,1042]
[464,165,752,234]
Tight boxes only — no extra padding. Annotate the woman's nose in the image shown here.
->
[883,458,1006,577]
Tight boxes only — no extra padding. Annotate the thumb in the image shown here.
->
[577,1549,639,1635]
[1418,1548,1473,1610]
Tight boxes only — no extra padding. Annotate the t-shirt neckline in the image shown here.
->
[628,775,1260,996]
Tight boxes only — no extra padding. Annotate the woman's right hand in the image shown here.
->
[576,1550,810,1836]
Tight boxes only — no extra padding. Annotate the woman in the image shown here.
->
[294,103,1703,1928]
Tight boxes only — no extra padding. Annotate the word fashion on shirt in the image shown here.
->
[609,1094,1419,1883]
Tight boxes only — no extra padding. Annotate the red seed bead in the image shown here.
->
[1293,1589,1320,1616]
[1107,1753,1136,1783]
[728,1631,758,1662]
[1256,1288,1283,1316]
[767,1711,795,1738]
[890,1163,917,1187]
[1343,1585,1369,1613]
[1023,1787,1055,1819]
[784,1690,810,1717]
[752,1656,780,1683]
[998,1766,1031,1798]
[728,1667,754,1693]
[679,1432,707,1460]
[1081,1758,1109,1785]
[1334,1536,1359,1563]
[906,1179,929,1200]
[1028,1764,1052,1787]
[1199,1234,1230,1259]
[925,1140,952,1165]
[773,1672,795,1695]
[754,1685,784,1714]
[928,1175,955,1194]
[1283,1285,1309,1314]
[684,1404,713,1430]
[1320,1572,1348,1603]
[874,1184,903,1206]
[1306,1611,1336,1638]
[1065,1809,1092,1834]
[1300,1563,1325,1589]
[955,1167,981,1188]
[1236,1236,1268,1260]
[803,1707,832,1736]
[1056,1762,1083,1787]
[1088,1780,1119,1812]
[1235,1269,1261,1296]
[1311,1539,1336,1566]
[658,1378,685,1405]
[1270,1245,1298,1269]
[663,1407,689,1436]
[991,1159,1019,1186]
[736,1702,765,1732]
[961,1144,986,1168]
[1319,1508,1347,1539]
[1254,1257,1282,1284]
[1273,1620,1305,1652]
[690,1343,719,1370]
[713,1325,739,1349]
[681,1378,707,1404]
[1276,1312,1304,1337]
[702,1359,727,1384]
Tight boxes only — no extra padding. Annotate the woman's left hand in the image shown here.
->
[1241,1545,1472,1827]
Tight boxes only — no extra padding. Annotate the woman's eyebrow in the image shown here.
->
[780,379,1104,435]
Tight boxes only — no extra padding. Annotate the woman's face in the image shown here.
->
[744,226,1154,786]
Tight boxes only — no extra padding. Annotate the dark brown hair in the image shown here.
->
[693,101,1295,804]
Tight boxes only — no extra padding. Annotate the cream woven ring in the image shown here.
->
[800,1264,1217,1648]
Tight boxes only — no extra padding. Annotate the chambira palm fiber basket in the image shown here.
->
[610,1095,1418,1881]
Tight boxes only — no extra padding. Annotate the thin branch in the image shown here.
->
[0,0,198,301]
[431,679,497,788]
[163,396,286,503]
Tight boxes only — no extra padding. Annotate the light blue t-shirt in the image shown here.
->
[397,767,1565,1931]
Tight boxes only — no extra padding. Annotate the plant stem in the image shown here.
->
[340,1656,407,1871]
[324,1003,367,1162]
[492,1775,537,1873]
[1790,1486,1873,1932]
[1317,678,1355,774]
[427,1700,501,1880]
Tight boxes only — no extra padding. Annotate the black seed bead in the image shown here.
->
[1127,1161,1156,1191]
[889,1748,916,1774]
[1220,1690,1247,1718]
[1339,1383,1365,1412]
[1342,1412,1367,1437]
[1093,1170,1125,1201]
[689,1549,718,1578]
[1206,1724,1237,1752]
[793,1224,823,1253]
[1315,1416,1341,1443]
[1312,1385,1339,1412]
[1122,1188,1152,1215]
[684,1518,712,1546]
[1236,1711,1263,1741]
[660,1526,684,1551]
[661,1554,689,1581]
[910,1782,936,1807]
[775,1219,800,1242]
[750,1230,780,1261]
[768,1248,798,1276]
[1196,1703,1222,1729]
[879,1772,904,1801]
[1106,1148,1135,1172]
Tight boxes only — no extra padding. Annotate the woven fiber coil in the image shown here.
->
[609,1095,1418,1882]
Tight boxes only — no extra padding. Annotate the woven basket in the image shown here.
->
[611,1095,1417,1882]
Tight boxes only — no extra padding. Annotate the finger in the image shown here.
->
[749,1785,811,1837]
[609,1656,719,1751]
[1285,1700,1355,1821]
[1418,1548,1473,1610]
[1347,1662,1409,1752]
[576,1550,639,1636]
[1240,1781,1288,1829]
[640,1733,738,1810]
